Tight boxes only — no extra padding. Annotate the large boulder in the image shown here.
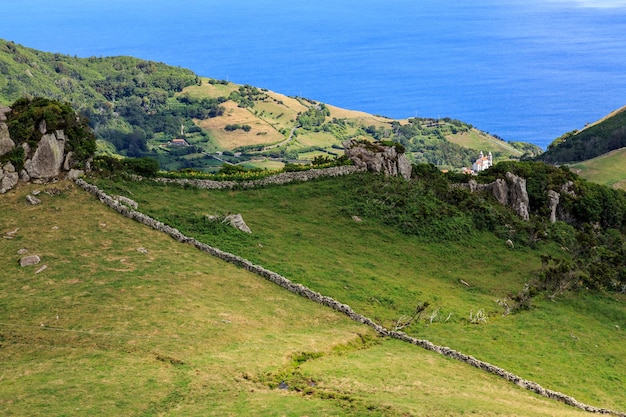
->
[343,139,412,180]
[0,162,19,194]
[224,214,252,234]
[23,122,66,179]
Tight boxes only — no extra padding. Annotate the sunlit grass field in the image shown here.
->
[1,178,623,415]
[570,147,626,190]
[91,173,626,412]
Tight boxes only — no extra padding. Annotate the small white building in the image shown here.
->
[472,151,492,173]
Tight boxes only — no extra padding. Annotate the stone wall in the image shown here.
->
[75,178,625,416]
[152,165,366,190]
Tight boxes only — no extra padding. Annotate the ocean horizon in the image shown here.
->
[3,0,626,149]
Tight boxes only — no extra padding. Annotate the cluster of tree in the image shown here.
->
[538,109,626,163]
[228,85,268,108]
[224,124,251,132]
[93,155,160,177]
[297,104,330,130]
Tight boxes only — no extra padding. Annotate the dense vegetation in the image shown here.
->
[5,96,96,169]
[0,39,200,159]
[538,107,626,163]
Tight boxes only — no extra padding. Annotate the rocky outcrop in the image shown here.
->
[459,172,530,220]
[343,139,412,180]
[547,190,560,223]
[224,214,252,234]
[0,102,93,193]
[23,121,66,180]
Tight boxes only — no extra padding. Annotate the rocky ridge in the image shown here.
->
[343,139,412,180]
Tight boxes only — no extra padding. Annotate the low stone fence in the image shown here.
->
[151,165,365,190]
[74,178,624,416]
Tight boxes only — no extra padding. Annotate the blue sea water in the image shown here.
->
[3,0,626,149]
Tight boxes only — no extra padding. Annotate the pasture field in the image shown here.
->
[0,180,607,416]
[92,174,626,412]
[570,147,626,190]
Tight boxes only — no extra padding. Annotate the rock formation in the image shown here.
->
[547,190,560,223]
[0,103,93,194]
[459,172,530,220]
[23,121,67,180]
[343,139,412,180]
[224,214,252,234]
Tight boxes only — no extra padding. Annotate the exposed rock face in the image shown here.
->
[0,108,18,193]
[23,122,66,179]
[343,139,412,180]
[547,190,560,223]
[0,124,14,155]
[0,103,93,193]
[460,172,530,220]
[504,172,530,221]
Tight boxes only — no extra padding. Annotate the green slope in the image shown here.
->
[569,147,626,190]
[89,171,626,413]
[0,180,600,417]
[539,106,626,164]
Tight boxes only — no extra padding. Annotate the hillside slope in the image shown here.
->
[90,167,626,413]
[569,147,626,190]
[0,39,537,172]
[538,106,626,164]
[0,180,598,416]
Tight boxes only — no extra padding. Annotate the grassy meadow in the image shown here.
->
[569,147,626,190]
[90,173,626,413]
[0,178,618,416]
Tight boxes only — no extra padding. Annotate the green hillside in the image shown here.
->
[85,161,626,414]
[569,147,626,190]
[539,106,626,164]
[2,180,608,416]
[0,39,534,172]
[0,174,626,416]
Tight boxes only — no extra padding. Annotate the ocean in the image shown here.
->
[3,0,626,149]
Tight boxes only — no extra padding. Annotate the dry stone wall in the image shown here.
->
[151,165,365,190]
[75,177,625,416]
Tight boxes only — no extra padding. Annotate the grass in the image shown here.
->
[447,129,523,156]
[1,178,623,415]
[569,147,626,190]
[195,101,284,149]
[91,173,626,412]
